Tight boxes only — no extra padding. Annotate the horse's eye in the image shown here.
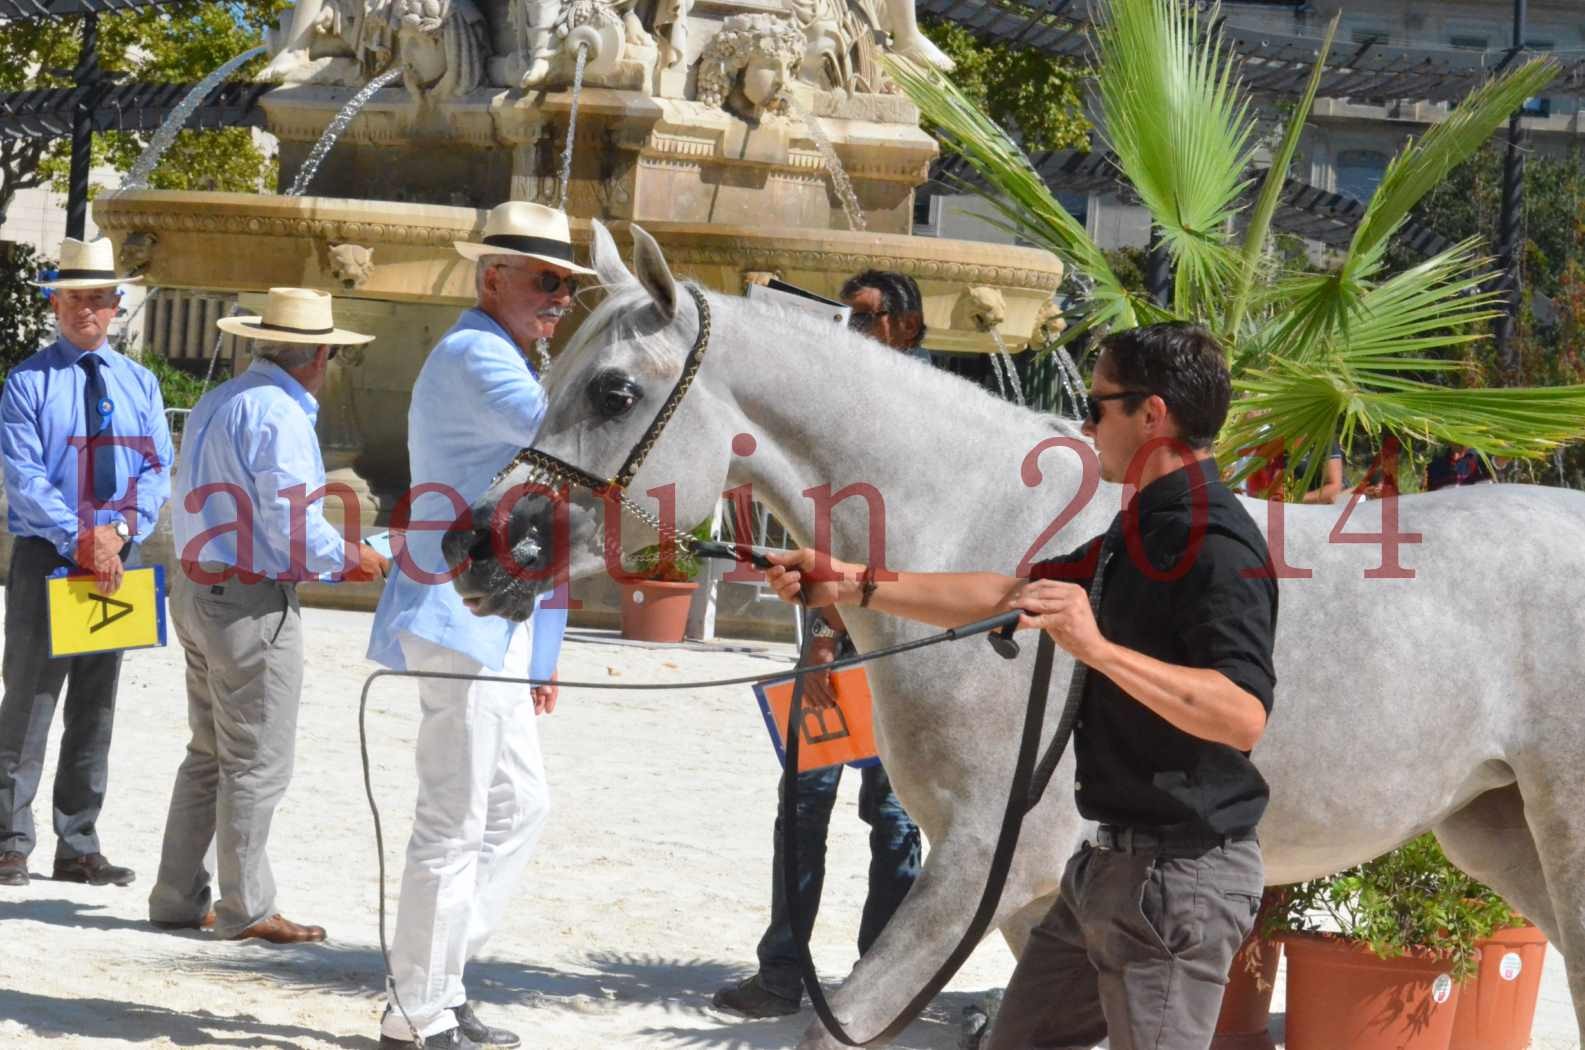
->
[588,370,642,419]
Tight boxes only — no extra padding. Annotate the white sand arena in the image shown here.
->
[0,604,1577,1049]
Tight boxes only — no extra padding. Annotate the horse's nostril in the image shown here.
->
[442,525,490,569]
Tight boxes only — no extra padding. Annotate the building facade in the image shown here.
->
[920,0,1585,250]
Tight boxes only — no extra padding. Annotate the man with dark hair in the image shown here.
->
[840,269,929,360]
[764,321,1278,1049]
[712,270,927,1020]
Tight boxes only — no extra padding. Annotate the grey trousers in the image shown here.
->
[148,570,303,936]
[986,836,1264,1050]
[0,537,126,860]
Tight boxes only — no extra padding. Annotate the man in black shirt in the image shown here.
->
[764,322,1277,1050]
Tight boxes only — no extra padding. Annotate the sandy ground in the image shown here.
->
[0,603,1578,1049]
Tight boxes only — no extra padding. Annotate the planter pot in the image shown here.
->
[1282,932,1462,1050]
[1450,922,1549,1050]
[1216,932,1282,1038]
[1216,889,1285,1043]
[619,579,699,642]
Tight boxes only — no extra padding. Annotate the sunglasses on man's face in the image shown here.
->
[1085,390,1146,426]
[847,309,888,333]
[496,263,579,296]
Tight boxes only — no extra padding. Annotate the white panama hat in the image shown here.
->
[453,200,596,276]
[216,287,375,346]
[34,237,144,291]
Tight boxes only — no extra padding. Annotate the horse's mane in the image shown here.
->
[553,278,1090,440]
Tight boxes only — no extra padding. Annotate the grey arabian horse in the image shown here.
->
[442,222,1585,1049]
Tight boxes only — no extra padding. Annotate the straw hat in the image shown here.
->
[216,287,375,346]
[34,237,144,291]
[453,201,596,276]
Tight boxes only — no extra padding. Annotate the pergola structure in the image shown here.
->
[0,0,268,239]
[920,0,1582,364]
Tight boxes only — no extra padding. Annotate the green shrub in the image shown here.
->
[1266,833,1523,980]
[623,520,714,582]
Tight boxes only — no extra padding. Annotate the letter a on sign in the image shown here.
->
[47,566,168,657]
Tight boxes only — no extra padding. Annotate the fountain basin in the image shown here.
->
[97,188,1063,495]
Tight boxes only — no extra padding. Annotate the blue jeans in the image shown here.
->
[756,762,922,1001]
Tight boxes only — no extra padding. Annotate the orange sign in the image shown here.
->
[754,667,879,773]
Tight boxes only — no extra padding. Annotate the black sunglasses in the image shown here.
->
[493,263,579,296]
[1085,390,1147,426]
[848,310,888,332]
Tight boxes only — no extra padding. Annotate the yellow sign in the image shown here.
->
[47,566,168,658]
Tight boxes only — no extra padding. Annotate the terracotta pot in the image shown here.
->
[1449,921,1549,1050]
[1282,932,1461,1050]
[619,579,699,642]
[1216,932,1283,1036]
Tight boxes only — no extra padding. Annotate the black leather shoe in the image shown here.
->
[53,853,135,886]
[712,974,801,1018]
[0,851,27,886]
[454,1002,519,1048]
[378,1028,482,1049]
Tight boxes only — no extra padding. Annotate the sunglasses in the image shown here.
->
[1085,390,1147,426]
[847,310,888,332]
[494,263,579,296]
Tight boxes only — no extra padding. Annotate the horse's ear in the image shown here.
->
[630,224,677,322]
[589,219,632,292]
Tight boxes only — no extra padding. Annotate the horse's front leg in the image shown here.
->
[794,832,1037,1050]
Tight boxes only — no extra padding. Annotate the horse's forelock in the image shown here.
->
[552,282,694,387]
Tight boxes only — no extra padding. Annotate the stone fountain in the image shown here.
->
[91,0,1062,620]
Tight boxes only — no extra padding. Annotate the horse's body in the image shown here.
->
[452,224,1585,1049]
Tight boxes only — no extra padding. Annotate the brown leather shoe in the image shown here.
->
[152,911,217,931]
[0,851,27,886]
[53,853,134,886]
[231,914,326,944]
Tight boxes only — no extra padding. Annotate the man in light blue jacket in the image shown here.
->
[370,201,592,1050]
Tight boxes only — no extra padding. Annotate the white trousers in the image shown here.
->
[382,628,550,1041]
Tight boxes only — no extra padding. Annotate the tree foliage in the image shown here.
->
[0,243,54,379]
[919,16,1089,153]
[0,0,287,222]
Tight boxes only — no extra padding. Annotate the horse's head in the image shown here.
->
[442,221,736,620]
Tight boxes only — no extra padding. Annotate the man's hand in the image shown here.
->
[764,549,864,609]
[85,524,125,594]
[1004,579,1110,666]
[798,635,841,710]
[533,672,559,715]
[344,542,390,582]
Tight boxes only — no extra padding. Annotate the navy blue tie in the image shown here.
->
[79,353,117,504]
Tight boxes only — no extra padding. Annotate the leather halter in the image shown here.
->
[488,283,713,551]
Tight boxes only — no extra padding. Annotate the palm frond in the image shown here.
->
[885,55,1139,333]
[1227,13,1339,335]
[1344,58,1559,278]
[1095,0,1252,317]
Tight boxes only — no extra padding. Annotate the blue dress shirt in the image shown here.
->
[369,308,567,680]
[172,359,352,580]
[2,337,173,560]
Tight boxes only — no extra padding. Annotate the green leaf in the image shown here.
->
[1227,13,1339,335]
[1345,58,1560,278]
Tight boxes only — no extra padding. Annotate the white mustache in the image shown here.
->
[538,306,568,320]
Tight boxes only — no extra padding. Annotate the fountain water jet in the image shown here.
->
[287,67,405,198]
[115,45,268,196]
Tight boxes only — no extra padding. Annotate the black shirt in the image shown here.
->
[1029,458,1278,837]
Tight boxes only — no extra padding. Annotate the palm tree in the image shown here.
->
[889,0,1585,490]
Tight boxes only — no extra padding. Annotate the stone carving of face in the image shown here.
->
[741,46,791,109]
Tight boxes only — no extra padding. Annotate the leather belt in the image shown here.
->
[1094,824,1257,857]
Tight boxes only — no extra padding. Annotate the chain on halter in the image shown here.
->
[489,283,714,559]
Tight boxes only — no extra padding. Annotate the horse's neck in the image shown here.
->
[713,298,1118,571]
